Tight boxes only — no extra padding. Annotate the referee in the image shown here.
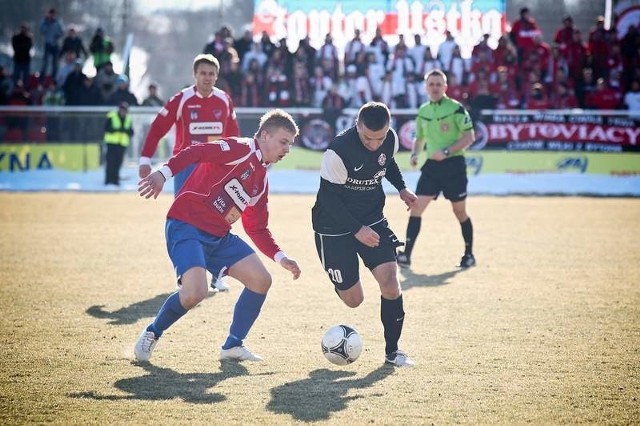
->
[397,69,476,269]
[312,102,418,367]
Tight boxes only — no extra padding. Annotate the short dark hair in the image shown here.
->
[192,54,220,73]
[357,102,390,131]
[255,109,299,138]
[424,68,447,84]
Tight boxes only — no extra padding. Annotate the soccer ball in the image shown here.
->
[321,324,363,365]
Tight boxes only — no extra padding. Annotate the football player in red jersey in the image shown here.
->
[134,109,301,363]
[138,54,240,195]
[139,54,240,292]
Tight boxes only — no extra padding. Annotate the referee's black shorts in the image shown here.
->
[314,219,400,291]
[415,155,468,202]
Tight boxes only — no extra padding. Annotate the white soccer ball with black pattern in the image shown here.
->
[321,324,363,365]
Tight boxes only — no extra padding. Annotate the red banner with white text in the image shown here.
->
[473,112,640,152]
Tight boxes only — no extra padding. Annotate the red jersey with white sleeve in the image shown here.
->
[140,85,240,166]
[159,137,282,261]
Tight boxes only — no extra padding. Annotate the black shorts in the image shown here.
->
[415,155,468,202]
[314,219,401,291]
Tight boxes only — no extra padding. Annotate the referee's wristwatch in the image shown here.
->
[443,148,450,157]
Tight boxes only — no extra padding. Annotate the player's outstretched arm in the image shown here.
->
[279,257,301,280]
[138,171,166,199]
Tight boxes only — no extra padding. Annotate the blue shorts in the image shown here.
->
[165,218,254,279]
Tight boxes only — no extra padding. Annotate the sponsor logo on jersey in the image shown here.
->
[187,104,202,108]
[440,122,450,132]
[354,163,364,171]
[212,195,227,213]
[345,168,386,190]
[189,121,223,135]
[373,169,386,181]
[224,178,250,209]
[240,168,252,181]
[377,153,386,166]
[216,140,230,151]
[159,107,169,117]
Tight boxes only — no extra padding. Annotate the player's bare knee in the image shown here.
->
[179,288,208,309]
[381,287,401,300]
[379,279,401,299]
[342,295,363,308]
[246,272,272,294]
[338,285,364,308]
[259,272,273,292]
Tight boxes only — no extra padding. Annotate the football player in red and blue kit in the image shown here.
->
[139,53,240,292]
[134,109,301,363]
[139,53,240,194]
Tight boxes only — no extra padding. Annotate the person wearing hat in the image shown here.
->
[103,102,133,186]
[106,74,139,106]
[89,27,114,73]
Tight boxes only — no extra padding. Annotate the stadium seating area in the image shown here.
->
[1,8,639,142]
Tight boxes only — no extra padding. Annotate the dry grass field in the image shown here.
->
[0,192,638,424]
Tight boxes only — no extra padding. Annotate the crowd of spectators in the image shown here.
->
[1,7,640,141]
[0,8,163,141]
[205,8,640,118]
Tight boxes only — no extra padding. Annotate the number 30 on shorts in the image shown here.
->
[327,268,343,283]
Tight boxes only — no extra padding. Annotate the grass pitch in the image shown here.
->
[0,193,638,424]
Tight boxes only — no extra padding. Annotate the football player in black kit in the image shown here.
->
[312,102,418,367]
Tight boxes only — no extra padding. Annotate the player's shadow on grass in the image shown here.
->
[267,366,393,422]
[86,293,172,325]
[399,268,465,290]
[87,290,221,325]
[68,361,248,404]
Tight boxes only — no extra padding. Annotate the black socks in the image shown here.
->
[381,295,405,355]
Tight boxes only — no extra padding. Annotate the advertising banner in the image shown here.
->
[252,0,507,56]
[282,109,640,156]
[463,152,640,176]
[0,144,101,172]
[286,109,640,176]
[474,111,640,152]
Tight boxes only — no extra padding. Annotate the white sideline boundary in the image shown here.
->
[1,165,639,196]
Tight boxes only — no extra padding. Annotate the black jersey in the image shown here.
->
[312,125,407,235]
